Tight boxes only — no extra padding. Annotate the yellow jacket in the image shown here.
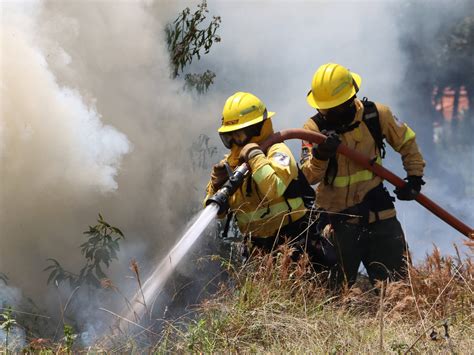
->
[205,120,306,238]
[301,99,425,222]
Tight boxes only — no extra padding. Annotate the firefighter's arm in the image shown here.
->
[378,104,425,176]
[246,143,298,201]
[300,119,329,184]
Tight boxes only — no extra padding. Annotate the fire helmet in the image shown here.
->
[307,63,362,109]
[218,92,275,133]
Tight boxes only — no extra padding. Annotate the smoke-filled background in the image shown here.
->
[1,0,473,340]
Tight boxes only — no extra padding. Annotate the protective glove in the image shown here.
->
[210,162,228,191]
[394,175,425,201]
[312,130,341,161]
[239,143,263,163]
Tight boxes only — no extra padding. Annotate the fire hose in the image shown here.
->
[207,129,474,240]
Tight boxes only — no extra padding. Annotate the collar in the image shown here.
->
[353,98,364,124]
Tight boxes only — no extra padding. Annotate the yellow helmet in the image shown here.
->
[218,92,275,133]
[307,63,362,109]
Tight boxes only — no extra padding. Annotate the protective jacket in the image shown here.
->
[205,120,307,238]
[301,99,425,223]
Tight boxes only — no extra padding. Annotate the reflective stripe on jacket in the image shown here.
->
[301,99,425,222]
[205,143,306,237]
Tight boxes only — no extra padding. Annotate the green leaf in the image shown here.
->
[112,226,124,237]
[95,264,107,279]
[46,258,61,266]
[47,269,58,285]
[109,247,118,260]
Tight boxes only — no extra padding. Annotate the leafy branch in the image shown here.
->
[62,324,77,353]
[189,134,218,171]
[44,214,125,288]
[184,70,216,94]
[1,307,17,353]
[165,0,221,78]
[166,0,221,94]
[0,272,8,285]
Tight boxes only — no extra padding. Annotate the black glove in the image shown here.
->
[312,131,341,161]
[394,176,425,201]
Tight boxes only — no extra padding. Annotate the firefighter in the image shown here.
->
[301,63,426,287]
[205,91,335,269]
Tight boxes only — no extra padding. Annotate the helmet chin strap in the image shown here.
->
[352,78,359,93]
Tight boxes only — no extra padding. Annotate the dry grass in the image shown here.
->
[156,241,473,353]
[2,242,471,353]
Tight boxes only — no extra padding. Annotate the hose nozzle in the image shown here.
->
[206,163,249,215]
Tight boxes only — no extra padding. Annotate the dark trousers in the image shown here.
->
[330,217,409,288]
[250,213,337,271]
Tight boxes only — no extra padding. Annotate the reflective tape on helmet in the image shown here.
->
[252,164,287,197]
[332,156,382,187]
[236,197,304,225]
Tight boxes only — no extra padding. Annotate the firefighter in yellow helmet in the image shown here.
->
[205,92,335,268]
[301,63,426,287]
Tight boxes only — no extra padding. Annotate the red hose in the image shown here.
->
[260,129,474,240]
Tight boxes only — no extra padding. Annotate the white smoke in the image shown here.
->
[1,2,130,188]
[1,1,131,283]
[0,0,472,338]
[0,0,220,306]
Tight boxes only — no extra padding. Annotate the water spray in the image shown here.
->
[122,164,249,323]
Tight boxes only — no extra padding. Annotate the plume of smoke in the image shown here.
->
[1,0,472,340]
[1,1,131,295]
[0,0,221,311]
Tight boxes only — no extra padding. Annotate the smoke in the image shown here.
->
[0,0,221,311]
[0,283,27,351]
[390,0,474,258]
[0,0,472,339]
[1,30,131,190]
[1,1,129,289]
[201,0,473,259]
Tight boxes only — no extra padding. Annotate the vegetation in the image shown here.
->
[155,241,474,353]
[436,14,474,100]
[189,133,219,172]
[398,4,474,139]
[165,0,221,93]
[0,307,17,354]
[62,325,77,354]
[184,69,216,94]
[44,214,124,288]
[0,228,472,353]
[0,273,8,285]
[1,3,472,353]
